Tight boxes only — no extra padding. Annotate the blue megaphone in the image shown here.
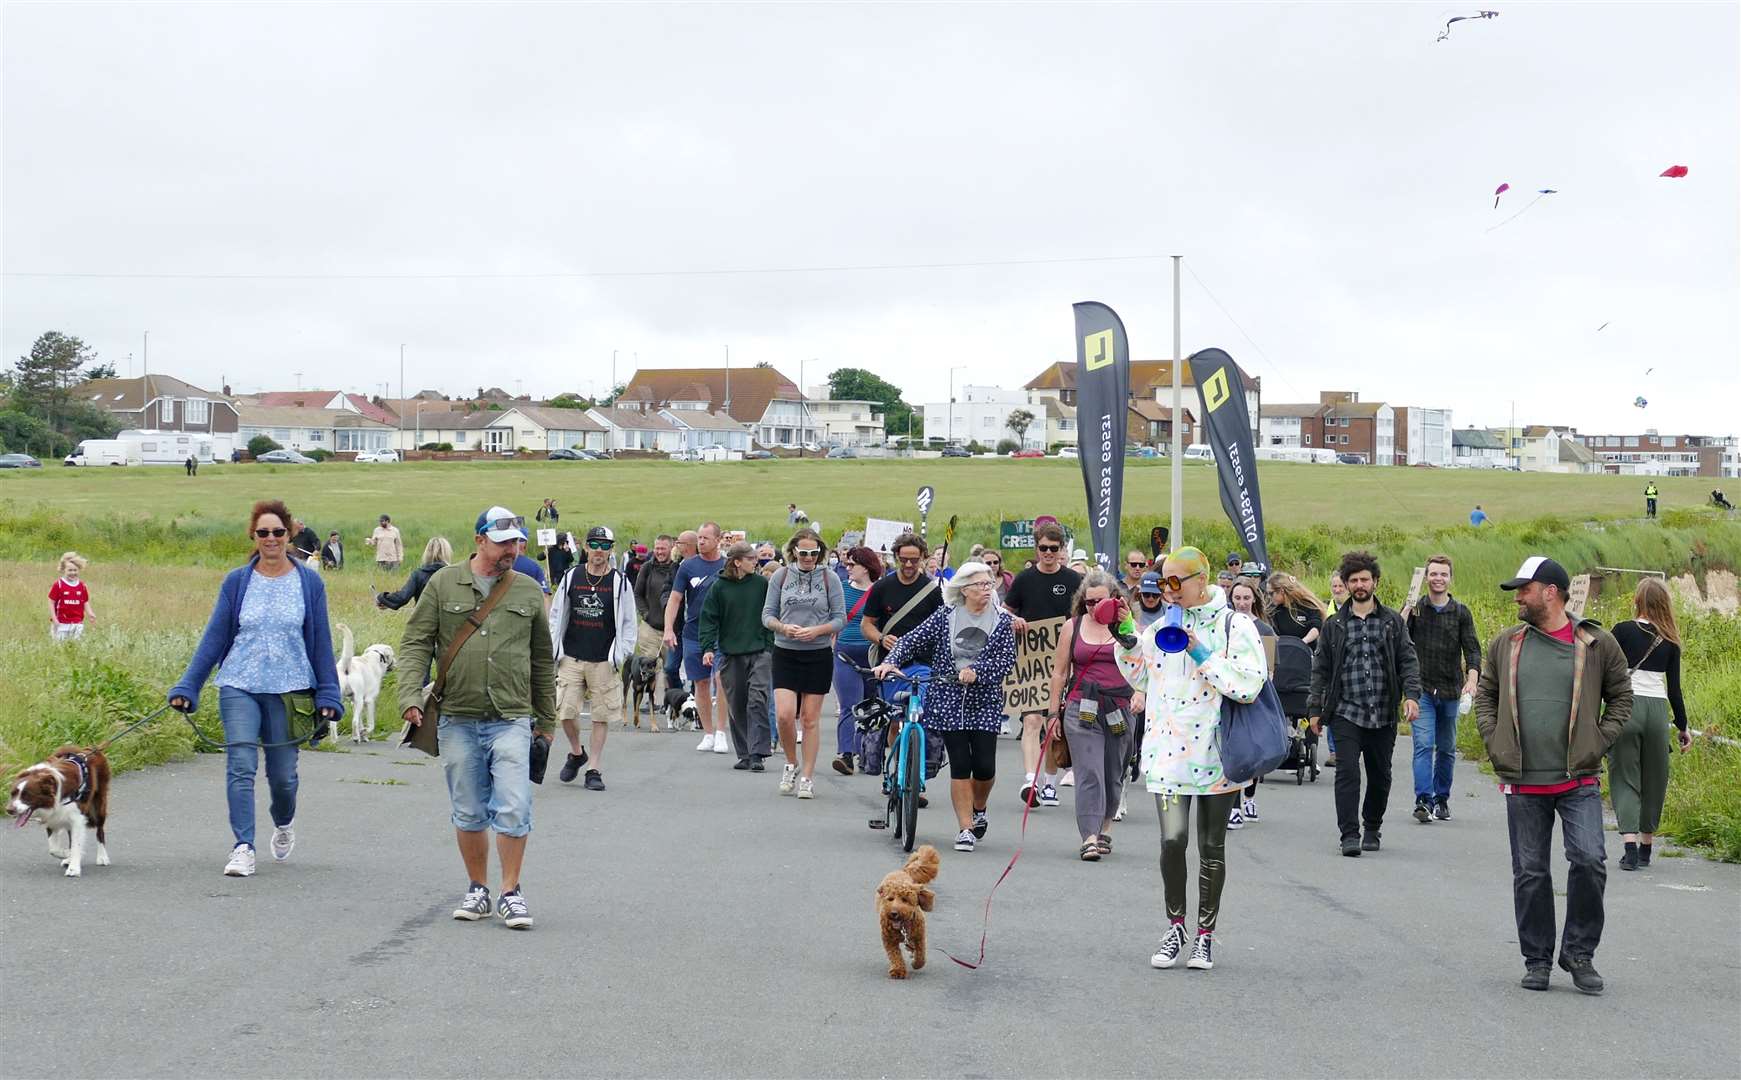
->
[1156,604,1189,654]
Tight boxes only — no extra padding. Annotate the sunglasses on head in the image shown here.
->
[1159,571,1204,592]
[254,527,288,538]
[1036,544,1062,553]
[587,540,614,550]
[481,516,526,533]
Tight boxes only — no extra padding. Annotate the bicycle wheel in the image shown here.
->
[900,727,922,852]
[886,733,903,838]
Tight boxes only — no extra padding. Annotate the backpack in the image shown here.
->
[1214,612,1291,783]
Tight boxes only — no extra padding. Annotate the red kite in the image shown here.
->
[1660,165,1689,178]
[1493,182,1510,208]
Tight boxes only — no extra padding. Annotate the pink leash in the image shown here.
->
[943,726,1056,970]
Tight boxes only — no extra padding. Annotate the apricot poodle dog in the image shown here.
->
[876,845,940,978]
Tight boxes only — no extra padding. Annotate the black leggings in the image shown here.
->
[943,730,998,781]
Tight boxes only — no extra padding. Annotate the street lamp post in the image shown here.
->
[398,344,406,451]
[948,365,968,448]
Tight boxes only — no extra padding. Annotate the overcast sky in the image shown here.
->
[5,3,1737,434]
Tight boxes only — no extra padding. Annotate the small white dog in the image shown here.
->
[336,623,396,743]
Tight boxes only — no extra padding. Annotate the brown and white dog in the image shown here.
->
[8,745,111,876]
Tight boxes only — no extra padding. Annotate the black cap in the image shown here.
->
[1500,556,1571,593]
[586,525,615,544]
[1226,552,1242,565]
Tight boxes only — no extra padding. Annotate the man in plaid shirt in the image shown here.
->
[1402,555,1483,823]
[1309,551,1422,857]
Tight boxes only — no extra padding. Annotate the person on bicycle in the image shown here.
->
[874,560,1016,853]
[1047,569,1142,862]
[1115,546,1265,972]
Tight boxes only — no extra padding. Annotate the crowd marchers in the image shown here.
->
[158,495,1680,993]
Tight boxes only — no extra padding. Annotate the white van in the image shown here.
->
[1183,444,1216,462]
[65,440,140,467]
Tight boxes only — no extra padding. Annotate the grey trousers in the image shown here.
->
[718,650,772,760]
[1063,714,1130,839]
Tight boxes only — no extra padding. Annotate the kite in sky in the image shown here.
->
[1634,396,1649,409]
[1596,322,1610,332]
[1493,182,1510,208]
[1438,10,1500,42]
[1486,188,1559,232]
[1660,165,1689,178]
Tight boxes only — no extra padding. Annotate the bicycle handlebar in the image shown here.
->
[838,655,957,686]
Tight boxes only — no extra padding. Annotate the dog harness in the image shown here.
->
[63,753,91,804]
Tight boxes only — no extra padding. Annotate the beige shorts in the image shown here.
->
[556,656,624,726]
[635,621,663,661]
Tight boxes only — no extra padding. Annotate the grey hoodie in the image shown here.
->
[762,564,846,651]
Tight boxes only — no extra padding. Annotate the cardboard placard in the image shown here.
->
[1001,616,1068,722]
[1403,566,1426,611]
[1565,574,1591,620]
[723,529,747,546]
[864,516,914,554]
[536,528,558,547]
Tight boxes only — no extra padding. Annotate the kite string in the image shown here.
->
[1485,193,1547,233]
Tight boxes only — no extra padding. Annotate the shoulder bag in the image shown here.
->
[402,573,516,758]
[866,577,940,666]
[1214,611,1290,784]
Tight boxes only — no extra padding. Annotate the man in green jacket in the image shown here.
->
[699,542,774,770]
[399,505,556,930]
[1475,556,1631,995]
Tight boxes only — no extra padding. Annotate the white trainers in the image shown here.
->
[1059,769,1075,787]
[696,732,715,752]
[1151,922,1186,968]
[711,732,730,754]
[270,823,295,862]
[1227,807,1245,830]
[779,764,798,795]
[223,844,256,877]
[797,777,815,799]
[1242,798,1259,822]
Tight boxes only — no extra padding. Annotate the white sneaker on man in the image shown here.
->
[696,731,715,752]
[223,844,256,877]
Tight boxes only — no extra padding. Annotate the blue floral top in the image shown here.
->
[214,570,316,694]
[885,604,1017,732]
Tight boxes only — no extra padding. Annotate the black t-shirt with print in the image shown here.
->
[863,573,945,639]
[564,568,618,663]
[1003,565,1082,622]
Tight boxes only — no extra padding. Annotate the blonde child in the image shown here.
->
[49,551,92,642]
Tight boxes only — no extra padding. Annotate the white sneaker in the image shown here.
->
[797,777,815,799]
[1227,807,1245,830]
[223,844,256,877]
[270,824,295,862]
[1060,769,1075,788]
[779,764,798,795]
[696,732,715,752]
[1242,799,1259,822]
[712,733,730,754]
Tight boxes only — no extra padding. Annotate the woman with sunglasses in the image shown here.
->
[1048,569,1142,861]
[874,561,1018,852]
[762,527,847,798]
[982,550,1014,598]
[169,499,342,878]
[1115,546,1265,972]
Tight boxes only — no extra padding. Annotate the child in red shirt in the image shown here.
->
[49,551,92,642]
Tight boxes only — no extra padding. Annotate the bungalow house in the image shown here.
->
[238,405,394,454]
[493,406,609,453]
[393,410,510,452]
[659,409,753,452]
[586,406,683,452]
[618,366,817,447]
[76,374,239,435]
[1026,359,1259,447]
[251,390,397,426]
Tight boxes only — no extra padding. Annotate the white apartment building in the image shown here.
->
[922,385,1030,446]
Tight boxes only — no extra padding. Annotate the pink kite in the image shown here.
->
[1660,165,1689,178]
[1493,182,1510,208]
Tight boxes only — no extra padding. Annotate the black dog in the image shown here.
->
[621,655,661,729]
[664,685,700,731]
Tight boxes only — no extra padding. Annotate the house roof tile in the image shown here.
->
[622,367,804,425]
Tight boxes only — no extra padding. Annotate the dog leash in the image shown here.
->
[98,701,328,752]
[94,703,174,752]
[942,725,1056,971]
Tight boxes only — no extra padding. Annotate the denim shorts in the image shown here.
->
[682,637,715,683]
[438,716,534,837]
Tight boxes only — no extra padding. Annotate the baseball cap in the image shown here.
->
[586,525,615,545]
[1139,571,1164,596]
[1500,556,1571,593]
[1226,552,1243,566]
[475,505,527,542]
[1071,547,1088,562]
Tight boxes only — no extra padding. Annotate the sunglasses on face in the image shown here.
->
[1159,571,1204,592]
[984,559,1001,566]
[254,527,288,538]
[1127,561,1147,568]
[795,548,822,558]
[1036,544,1062,553]
[587,540,614,550]
[896,555,922,564]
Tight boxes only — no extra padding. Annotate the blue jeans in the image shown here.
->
[439,716,534,838]
[218,687,299,849]
[833,641,871,755]
[1411,694,1459,801]
[1506,783,1606,966]
[664,636,684,689]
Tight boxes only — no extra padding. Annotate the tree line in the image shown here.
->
[1,332,123,458]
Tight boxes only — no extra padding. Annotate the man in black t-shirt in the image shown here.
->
[549,526,638,792]
[1001,521,1082,807]
[861,533,945,661]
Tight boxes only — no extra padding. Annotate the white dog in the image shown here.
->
[336,623,396,743]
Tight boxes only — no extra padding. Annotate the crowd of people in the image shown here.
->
[154,495,1693,993]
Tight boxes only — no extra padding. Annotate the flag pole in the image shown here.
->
[1169,255,1183,552]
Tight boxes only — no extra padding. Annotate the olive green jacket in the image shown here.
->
[1473,618,1631,784]
[397,561,556,733]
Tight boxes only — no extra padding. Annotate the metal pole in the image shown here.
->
[1170,255,1184,552]
[611,350,617,404]
[799,358,806,457]
[399,344,405,450]
[142,331,149,379]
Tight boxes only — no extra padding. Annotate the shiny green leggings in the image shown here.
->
[1608,696,1672,834]
[1156,791,1239,932]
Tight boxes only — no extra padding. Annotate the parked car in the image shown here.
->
[355,449,399,463]
[802,442,822,454]
[668,449,701,462]
[940,446,971,458]
[1010,449,1045,459]
[744,449,774,460]
[825,446,859,459]
[1183,444,1216,462]
[549,448,590,461]
[1335,453,1366,465]
[257,449,316,464]
[1056,446,1079,459]
[1126,446,1160,459]
[0,453,43,468]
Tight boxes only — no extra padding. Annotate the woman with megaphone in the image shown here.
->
[1115,546,1266,974]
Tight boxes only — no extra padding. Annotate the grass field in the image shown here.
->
[3,457,1739,859]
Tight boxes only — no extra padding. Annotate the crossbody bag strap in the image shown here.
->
[885,576,940,632]
[430,572,516,699]
[1628,630,1664,676]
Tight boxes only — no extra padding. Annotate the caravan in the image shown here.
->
[115,430,234,465]
[64,440,141,467]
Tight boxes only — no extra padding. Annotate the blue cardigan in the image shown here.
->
[168,556,344,717]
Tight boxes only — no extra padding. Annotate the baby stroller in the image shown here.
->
[1272,635,1318,783]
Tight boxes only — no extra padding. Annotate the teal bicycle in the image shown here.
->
[846,662,945,853]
